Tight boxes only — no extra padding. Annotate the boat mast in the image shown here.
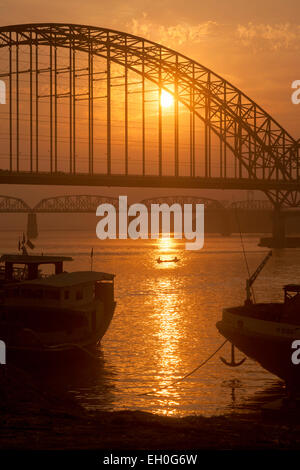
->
[246,250,272,304]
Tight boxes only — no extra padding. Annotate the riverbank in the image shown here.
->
[0,365,300,450]
[1,402,299,450]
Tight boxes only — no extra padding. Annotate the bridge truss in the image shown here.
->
[33,194,119,212]
[0,23,299,207]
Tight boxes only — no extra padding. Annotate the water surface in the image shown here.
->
[1,231,295,416]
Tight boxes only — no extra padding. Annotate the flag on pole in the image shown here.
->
[26,239,35,250]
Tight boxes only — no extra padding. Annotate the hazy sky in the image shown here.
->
[0,0,299,204]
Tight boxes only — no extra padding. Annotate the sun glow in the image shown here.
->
[160,90,174,108]
[158,237,175,252]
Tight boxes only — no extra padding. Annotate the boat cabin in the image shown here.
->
[0,254,73,282]
[3,271,114,309]
[0,255,116,345]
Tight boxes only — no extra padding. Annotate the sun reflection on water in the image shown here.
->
[155,237,182,269]
[158,236,175,252]
[148,275,185,412]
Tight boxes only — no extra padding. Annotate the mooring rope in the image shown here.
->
[14,332,229,399]
[137,339,228,397]
[17,328,100,361]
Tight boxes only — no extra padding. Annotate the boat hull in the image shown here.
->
[217,308,300,388]
[258,237,300,248]
[1,301,116,363]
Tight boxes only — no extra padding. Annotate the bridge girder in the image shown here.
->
[0,195,30,212]
[0,23,299,192]
[33,194,119,212]
[140,195,224,210]
[230,199,273,210]
[0,192,296,214]
[265,190,300,209]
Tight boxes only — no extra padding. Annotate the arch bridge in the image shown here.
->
[0,193,296,240]
[0,195,30,212]
[33,194,119,212]
[140,195,225,210]
[230,200,273,210]
[0,23,299,245]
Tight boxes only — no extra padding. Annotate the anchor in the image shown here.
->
[220,343,246,367]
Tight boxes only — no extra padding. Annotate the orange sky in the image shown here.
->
[0,0,299,204]
[1,0,299,137]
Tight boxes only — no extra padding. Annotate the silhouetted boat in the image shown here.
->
[217,251,300,391]
[0,253,116,359]
[156,256,180,263]
[259,236,300,248]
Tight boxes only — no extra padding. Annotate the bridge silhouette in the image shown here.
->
[0,194,274,214]
[0,193,278,239]
[0,23,299,245]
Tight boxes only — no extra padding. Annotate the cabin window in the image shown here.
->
[52,290,60,300]
[34,289,43,299]
[64,290,69,300]
[21,288,43,299]
[45,289,60,300]
[76,289,83,300]
[13,288,19,297]
[5,288,18,297]
[7,287,46,299]
[22,288,34,298]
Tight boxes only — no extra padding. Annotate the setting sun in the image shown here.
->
[158,237,175,251]
[160,90,174,108]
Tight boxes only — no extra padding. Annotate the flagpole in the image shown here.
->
[90,248,94,271]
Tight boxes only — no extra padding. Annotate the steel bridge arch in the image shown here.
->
[230,199,273,210]
[0,195,30,212]
[140,195,225,210]
[0,23,299,187]
[33,195,119,212]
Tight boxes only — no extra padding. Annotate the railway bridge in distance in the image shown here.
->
[0,23,299,246]
[0,194,296,243]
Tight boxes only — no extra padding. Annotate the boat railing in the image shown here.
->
[0,265,27,281]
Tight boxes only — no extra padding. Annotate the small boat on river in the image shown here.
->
[156,256,180,264]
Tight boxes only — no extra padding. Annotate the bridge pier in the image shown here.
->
[272,207,285,248]
[27,212,38,239]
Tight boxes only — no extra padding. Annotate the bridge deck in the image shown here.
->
[0,171,299,191]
